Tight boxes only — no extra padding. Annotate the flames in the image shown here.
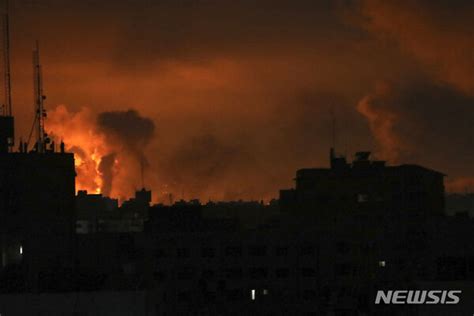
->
[46,105,153,201]
[46,105,110,195]
[83,149,103,194]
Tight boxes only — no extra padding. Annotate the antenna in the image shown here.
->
[140,155,145,189]
[2,0,11,117]
[33,41,47,153]
[0,0,14,153]
[330,106,337,150]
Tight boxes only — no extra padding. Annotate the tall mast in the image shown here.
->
[2,0,11,117]
[33,41,46,153]
[331,106,337,151]
[0,0,14,153]
[140,156,145,189]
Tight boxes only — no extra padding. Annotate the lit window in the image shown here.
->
[378,260,386,267]
[357,194,368,203]
[263,289,268,295]
[19,246,23,255]
[251,289,256,300]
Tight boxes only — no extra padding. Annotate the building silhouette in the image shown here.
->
[280,149,445,217]
[0,140,474,314]
[0,145,76,292]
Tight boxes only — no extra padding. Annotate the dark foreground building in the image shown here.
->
[280,149,445,217]
[0,147,474,315]
[0,146,76,292]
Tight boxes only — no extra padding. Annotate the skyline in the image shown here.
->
[2,0,474,201]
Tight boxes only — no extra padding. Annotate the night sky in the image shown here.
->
[5,0,474,202]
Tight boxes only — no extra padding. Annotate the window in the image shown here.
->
[248,245,267,256]
[302,290,317,300]
[177,291,191,302]
[202,269,215,279]
[300,245,315,256]
[225,246,242,257]
[155,248,167,258]
[201,247,215,258]
[336,242,350,254]
[177,248,189,258]
[276,268,290,278]
[218,280,226,290]
[177,267,195,280]
[335,263,352,276]
[317,194,330,204]
[249,267,268,279]
[357,194,368,203]
[225,268,243,279]
[437,256,466,280]
[251,289,256,301]
[227,289,244,301]
[203,291,216,302]
[275,247,288,256]
[378,260,386,268]
[154,270,166,281]
[301,268,316,277]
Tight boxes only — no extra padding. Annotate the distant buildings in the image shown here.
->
[445,193,474,217]
[280,149,445,217]
[1,146,474,314]
[76,189,151,234]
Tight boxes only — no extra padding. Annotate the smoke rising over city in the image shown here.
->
[4,1,474,314]
[7,0,474,201]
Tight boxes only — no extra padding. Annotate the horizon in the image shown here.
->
[1,0,473,202]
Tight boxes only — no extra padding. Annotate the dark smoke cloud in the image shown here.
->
[97,109,155,163]
[13,0,474,200]
[96,110,155,196]
[98,152,117,197]
[110,0,355,69]
[357,78,474,183]
[159,133,252,199]
[356,0,474,95]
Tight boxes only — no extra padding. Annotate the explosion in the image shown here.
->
[46,105,106,194]
[45,105,154,199]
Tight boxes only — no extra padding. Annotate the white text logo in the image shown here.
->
[374,290,461,304]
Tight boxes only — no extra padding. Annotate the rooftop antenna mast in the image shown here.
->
[0,0,14,153]
[329,106,337,165]
[331,106,337,150]
[140,156,145,189]
[33,41,47,153]
[2,0,11,117]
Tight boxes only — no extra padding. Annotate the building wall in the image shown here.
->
[0,291,152,316]
[281,155,445,217]
[0,152,76,291]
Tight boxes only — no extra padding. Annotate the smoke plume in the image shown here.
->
[97,110,155,155]
[357,0,474,96]
[18,0,474,200]
[356,78,474,191]
[47,107,156,199]
[98,153,117,197]
[356,82,408,163]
